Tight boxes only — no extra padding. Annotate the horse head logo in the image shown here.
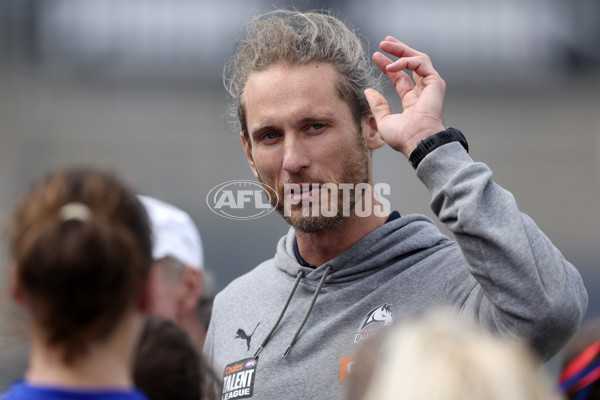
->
[359,304,393,331]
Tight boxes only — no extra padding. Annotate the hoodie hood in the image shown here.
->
[275,213,452,284]
[250,213,453,358]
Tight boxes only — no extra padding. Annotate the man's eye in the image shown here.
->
[263,132,279,141]
[308,124,324,132]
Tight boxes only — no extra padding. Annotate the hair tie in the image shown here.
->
[59,202,91,222]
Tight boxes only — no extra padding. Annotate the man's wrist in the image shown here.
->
[408,127,468,169]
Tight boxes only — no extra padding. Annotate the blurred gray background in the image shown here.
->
[0,0,599,385]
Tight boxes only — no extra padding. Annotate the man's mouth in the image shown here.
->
[285,183,321,202]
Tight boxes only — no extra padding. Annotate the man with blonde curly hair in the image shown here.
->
[204,9,587,400]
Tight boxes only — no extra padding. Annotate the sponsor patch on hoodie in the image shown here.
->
[353,304,393,344]
[339,356,355,381]
[222,358,257,399]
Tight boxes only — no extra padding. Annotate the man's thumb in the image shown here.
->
[364,89,390,123]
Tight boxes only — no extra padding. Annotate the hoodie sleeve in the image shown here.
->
[416,141,588,361]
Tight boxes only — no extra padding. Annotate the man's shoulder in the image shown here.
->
[215,258,276,299]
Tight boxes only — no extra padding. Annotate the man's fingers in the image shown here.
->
[379,39,439,80]
[386,56,438,79]
[380,39,421,58]
[393,71,416,99]
[373,52,416,95]
[364,88,391,123]
[372,51,393,74]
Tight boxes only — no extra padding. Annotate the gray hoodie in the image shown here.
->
[204,142,587,400]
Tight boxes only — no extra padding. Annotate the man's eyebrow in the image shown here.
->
[298,115,337,125]
[249,125,277,138]
[250,116,337,137]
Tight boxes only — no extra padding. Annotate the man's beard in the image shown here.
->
[257,133,370,233]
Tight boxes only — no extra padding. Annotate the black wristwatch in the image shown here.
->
[408,127,468,169]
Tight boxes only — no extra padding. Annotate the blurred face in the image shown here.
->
[148,258,182,321]
[242,63,372,232]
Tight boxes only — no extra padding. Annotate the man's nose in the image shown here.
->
[282,135,310,176]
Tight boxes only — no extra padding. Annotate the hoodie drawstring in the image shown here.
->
[283,265,332,358]
[253,265,333,359]
[254,270,305,359]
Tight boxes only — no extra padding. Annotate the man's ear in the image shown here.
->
[177,268,203,314]
[9,262,26,305]
[137,273,154,312]
[241,131,259,179]
[363,115,385,150]
[140,262,162,312]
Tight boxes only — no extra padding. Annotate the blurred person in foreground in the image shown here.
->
[347,308,561,400]
[3,167,152,400]
[134,316,221,400]
[203,9,587,399]
[559,318,600,400]
[138,195,210,351]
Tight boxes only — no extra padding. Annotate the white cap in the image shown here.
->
[138,195,204,270]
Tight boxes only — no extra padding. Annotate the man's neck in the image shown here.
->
[295,210,387,267]
[178,313,207,352]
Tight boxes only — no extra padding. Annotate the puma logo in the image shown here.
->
[235,322,260,351]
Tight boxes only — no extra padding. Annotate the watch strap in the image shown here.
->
[408,127,468,169]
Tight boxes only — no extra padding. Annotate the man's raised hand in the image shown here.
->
[365,37,446,158]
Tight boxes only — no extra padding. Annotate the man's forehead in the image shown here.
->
[249,61,339,78]
[243,63,349,127]
[245,63,339,95]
